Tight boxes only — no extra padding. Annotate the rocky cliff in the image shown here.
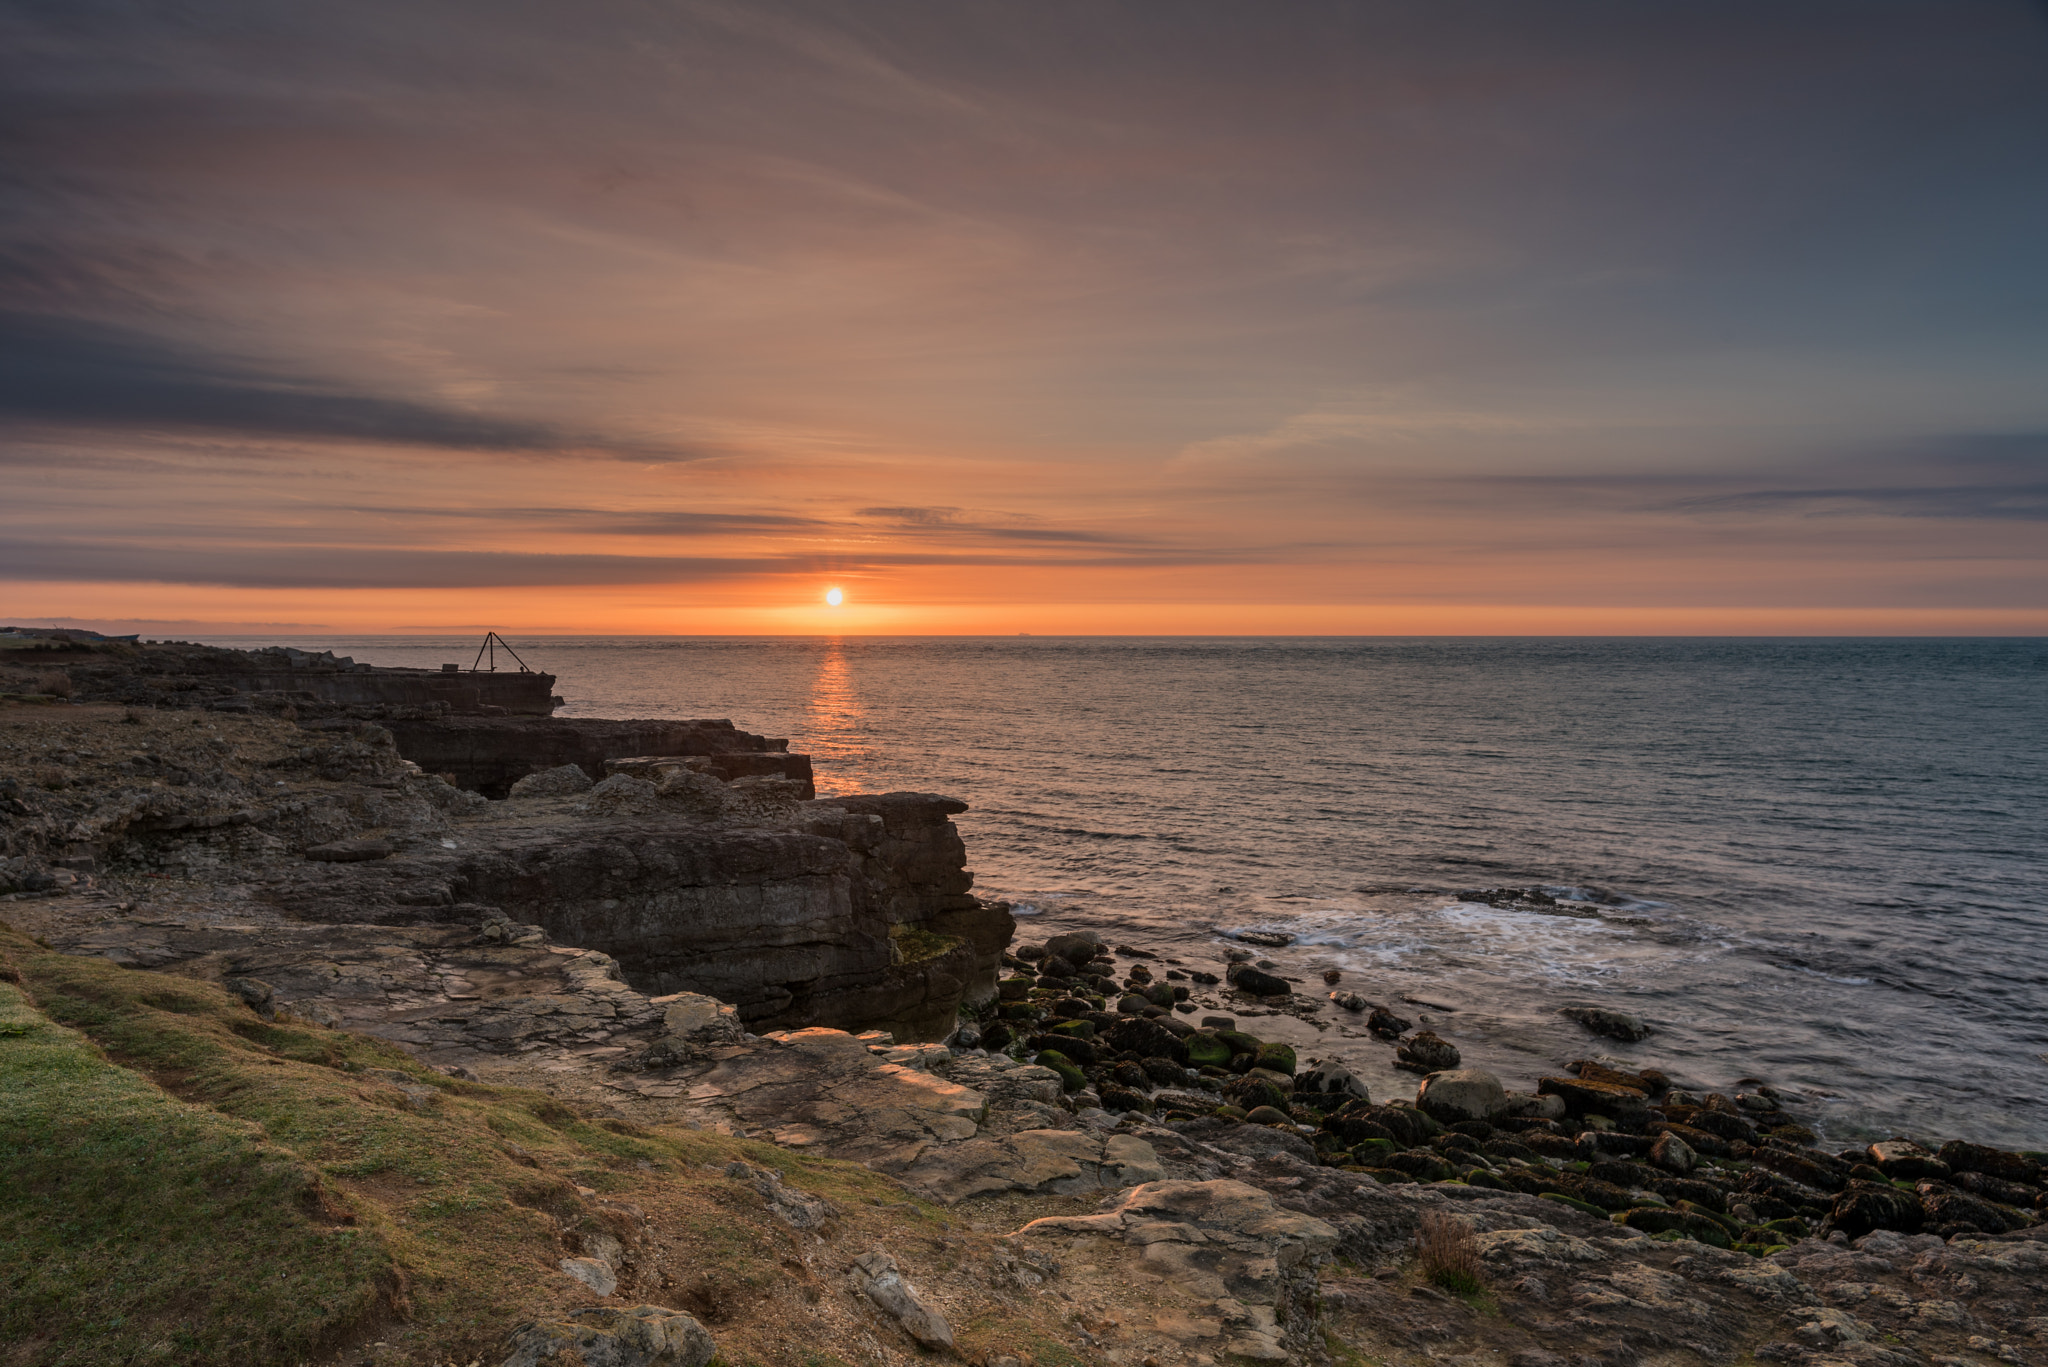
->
[0,703,1004,1040]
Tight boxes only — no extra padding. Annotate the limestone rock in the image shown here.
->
[669,1026,986,1165]
[723,1161,831,1230]
[850,1251,953,1351]
[501,1305,715,1367]
[581,773,663,817]
[640,992,745,1064]
[1470,1224,1610,1265]
[900,1128,1164,1205]
[559,1255,619,1296]
[509,763,597,798]
[1417,1068,1508,1122]
[1014,1180,1338,1363]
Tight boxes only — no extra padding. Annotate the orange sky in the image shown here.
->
[4,3,2046,636]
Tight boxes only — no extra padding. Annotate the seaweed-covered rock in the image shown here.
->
[1224,1076,1291,1114]
[1538,1075,1650,1129]
[1867,1139,1950,1181]
[1103,1017,1186,1063]
[1034,1051,1087,1093]
[1254,1042,1297,1075]
[1184,1031,1232,1069]
[1824,1183,1924,1238]
[1937,1140,2042,1186]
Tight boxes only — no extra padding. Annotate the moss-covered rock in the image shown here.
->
[1254,1042,1297,1076]
[1033,1051,1088,1093]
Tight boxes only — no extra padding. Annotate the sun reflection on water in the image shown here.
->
[803,639,868,793]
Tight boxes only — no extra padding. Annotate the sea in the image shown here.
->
[209,635,2048,1150]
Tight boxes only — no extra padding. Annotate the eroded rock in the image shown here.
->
[1014,1179,1339,1363]
[501,1305,714,1367]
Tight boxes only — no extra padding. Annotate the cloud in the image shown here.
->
[856,506,1133,543]
[0,538,1257,589]
[0,311,652,454]
[1655,485,2048,521]
[343,506,829,535]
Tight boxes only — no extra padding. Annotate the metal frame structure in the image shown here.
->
[469,631,534,674]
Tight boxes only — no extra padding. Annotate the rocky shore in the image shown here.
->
[4,658,2046,1367]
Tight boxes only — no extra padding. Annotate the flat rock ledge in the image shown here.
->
[1014,1178,1340,1362]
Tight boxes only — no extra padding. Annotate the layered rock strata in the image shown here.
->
[380,715,816,799]
[2,705,1003,1041]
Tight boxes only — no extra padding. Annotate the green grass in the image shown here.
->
[0,968,395,1365]
[0,921,960,1366]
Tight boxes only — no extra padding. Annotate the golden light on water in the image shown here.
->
[824,587,844,607]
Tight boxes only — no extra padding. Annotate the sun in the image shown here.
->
[824,586,844,607]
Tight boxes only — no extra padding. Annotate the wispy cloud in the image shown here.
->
[0,312,676,456]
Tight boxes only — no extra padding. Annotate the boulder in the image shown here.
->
[640,992,746,1065]
[501,1306,715,1367]
[1868,1139,1951,1181]
[1228,964,1290,996]
[1254,1041,1297,1075]
[1650,1129,1698,1175]
[1558,1005,1652,1042]
[1394,1030,1460,1073]
[1045,930,1105,965]
[1294,1058,1369,1105]
[849,1251,953,1351]
[581,772,663,816]
[1501,1090,1566,1120]
[1366,1006,1411,1036]
[1416,1069,1508,1123]
[508,763,596,798]
[1538,1075,1651,1129]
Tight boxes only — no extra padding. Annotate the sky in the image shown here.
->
[3,0,2046,636]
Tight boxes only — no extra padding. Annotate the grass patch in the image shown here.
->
[0,919,1164,1366]
[0,969,395,1365]
[888,923,964,965]
[1416,1210,1483,1298]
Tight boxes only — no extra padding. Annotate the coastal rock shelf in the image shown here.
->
[1,699,1007,1040]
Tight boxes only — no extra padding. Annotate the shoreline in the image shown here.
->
[5,653,2046,1366]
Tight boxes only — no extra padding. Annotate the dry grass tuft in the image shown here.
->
[32,671,71,698]
[1416,1210,1483,1295]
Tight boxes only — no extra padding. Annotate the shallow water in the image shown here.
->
[215,635,2048,1148]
